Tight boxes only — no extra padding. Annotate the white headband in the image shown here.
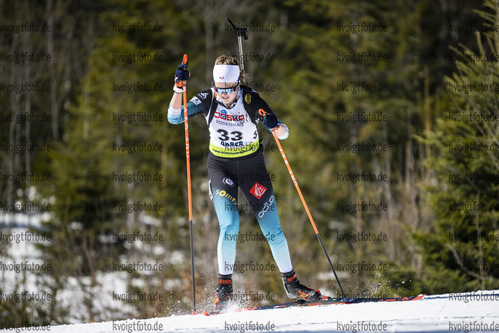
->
[213,65,240,83]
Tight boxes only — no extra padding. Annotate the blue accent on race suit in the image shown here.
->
[211,184,292,275]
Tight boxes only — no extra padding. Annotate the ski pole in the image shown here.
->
[182,54,196,314]
[259,109,346,299]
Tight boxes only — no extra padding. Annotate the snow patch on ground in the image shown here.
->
[43,290,499,333]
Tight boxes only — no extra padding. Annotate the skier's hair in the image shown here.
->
[214,55,245,85]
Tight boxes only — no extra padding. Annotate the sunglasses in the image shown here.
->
[213,83,239,95]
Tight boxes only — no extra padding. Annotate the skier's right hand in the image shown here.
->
[174,61,190,88]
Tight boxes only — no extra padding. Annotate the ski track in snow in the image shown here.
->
[33,290,498,333]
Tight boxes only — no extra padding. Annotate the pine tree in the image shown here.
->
[417,0,499,293]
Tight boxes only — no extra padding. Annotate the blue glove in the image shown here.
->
[174,62,190,87]
[263,113,280,130]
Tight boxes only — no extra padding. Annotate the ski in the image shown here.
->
[201,294,425,316]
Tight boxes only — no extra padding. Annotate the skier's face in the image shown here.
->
[215,82,238,105]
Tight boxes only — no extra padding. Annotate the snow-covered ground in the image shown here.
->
[34,290,498,333]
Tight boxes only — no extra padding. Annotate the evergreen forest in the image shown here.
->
[0,0,498,326]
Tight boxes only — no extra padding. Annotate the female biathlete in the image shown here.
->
[168,55,320,310]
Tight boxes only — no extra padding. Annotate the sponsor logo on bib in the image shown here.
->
[215,109,245,122]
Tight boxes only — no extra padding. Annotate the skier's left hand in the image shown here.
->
[263,113,280,130]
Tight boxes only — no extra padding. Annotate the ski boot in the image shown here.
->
[281,270,321,302]
[213,274,233,312]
